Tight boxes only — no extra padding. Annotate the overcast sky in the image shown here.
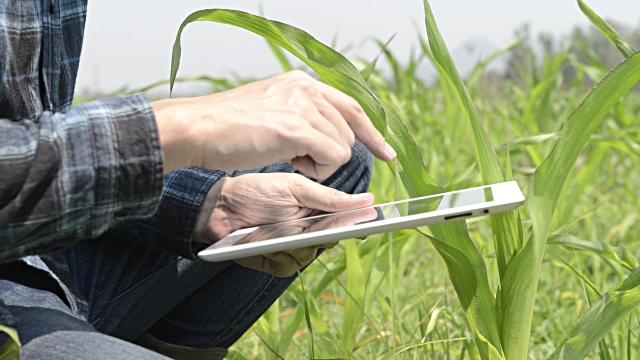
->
[75,0,639,94]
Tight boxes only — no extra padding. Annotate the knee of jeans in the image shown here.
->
[352,141,374,174]
[9,305,95,345]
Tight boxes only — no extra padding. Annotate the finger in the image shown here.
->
[288,124,350,180]
[233,256,263,273]
[307,108,352,160]
[316,81,396,161]
[262,252,302,277]
[235,254,297,278]
[291,155,339,182]
[312,96,356,148]
[286,246,318,268]
[290,176,374,212]
[291,155,317,179]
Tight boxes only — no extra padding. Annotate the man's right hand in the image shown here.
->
[153,70,396,179]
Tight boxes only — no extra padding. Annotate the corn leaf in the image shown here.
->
[267,40,294,72]
[531,53,640,233]
[362,34,396,81]
[169,9,448,198]
[171,10,384,131]
[427,225,504,359]
[278,300,305,355]
[553,269,640,360]
[0,326,20,360]
[577,0,636,58]
[254,300,281,360]
[422,0,523,285]
[468,38,523,93]
[501,52,640,360]
[422,0,503,183]
[374,38,403,91]
[171,9,505,359]
[343,240,366,352]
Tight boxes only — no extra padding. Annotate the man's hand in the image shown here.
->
[153,70,396,179]
[195,173,375,276]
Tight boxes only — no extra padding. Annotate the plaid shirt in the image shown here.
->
[0,0,224,332]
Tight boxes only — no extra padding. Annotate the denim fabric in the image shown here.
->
[2,144,373,358]
[2,0,228,343]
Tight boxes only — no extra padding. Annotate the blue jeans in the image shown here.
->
[0,143,372,359]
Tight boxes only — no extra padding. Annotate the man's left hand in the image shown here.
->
[195,173,374,276]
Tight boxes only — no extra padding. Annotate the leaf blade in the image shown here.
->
[501,52,640,360]
[577,0,636,58]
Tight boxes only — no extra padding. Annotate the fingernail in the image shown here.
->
[351,192,374,203]
[384,142,397,160]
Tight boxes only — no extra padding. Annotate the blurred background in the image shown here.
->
[76,0,639,97]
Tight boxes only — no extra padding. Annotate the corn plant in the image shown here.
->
[170,1,640,358]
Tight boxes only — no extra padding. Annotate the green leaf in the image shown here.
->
[278,300,305,355]
[0,326,21,360]
[426,224,505,360]
[373,37,403,91]
[130,75,235,95]
[532,53,640,231]
[267,40,294,72]
[553,269,640,360]
[170,9,386,130]
[254,300,282,360]
[169,8,444,197]
[468,38,523,93]
[298,276,315,359]
[257,6,292,72]
[501,52,640,360]
[171,9,503,359]
[343,240,366,352]
[422,0,504,184]
[422,0,523,284]
[577,0,636,59]
[362,34,396,81]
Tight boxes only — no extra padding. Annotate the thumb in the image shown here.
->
[291,176,374,212]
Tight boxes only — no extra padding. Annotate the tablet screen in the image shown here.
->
[208,186,494,249]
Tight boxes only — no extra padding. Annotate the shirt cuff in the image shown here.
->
[109,168,226,258]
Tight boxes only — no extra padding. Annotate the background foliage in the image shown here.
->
[72,1,640,359]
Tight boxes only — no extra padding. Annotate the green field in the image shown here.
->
[149,1,640,359]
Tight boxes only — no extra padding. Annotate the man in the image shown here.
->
[0,1,396,359]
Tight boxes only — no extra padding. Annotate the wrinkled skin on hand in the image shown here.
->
[154,70,395,179]
[199,173,375,277]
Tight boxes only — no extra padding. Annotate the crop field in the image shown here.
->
[126,1,640,359]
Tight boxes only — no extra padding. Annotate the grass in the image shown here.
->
[23,1,631,359]
[163,1,640,359]
[0,1,636,359]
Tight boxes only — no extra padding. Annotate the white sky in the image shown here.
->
[76,0,639,94]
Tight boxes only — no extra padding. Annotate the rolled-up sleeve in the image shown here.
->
[0,94,164,262]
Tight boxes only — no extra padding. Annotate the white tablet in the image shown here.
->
[198,181,525,262]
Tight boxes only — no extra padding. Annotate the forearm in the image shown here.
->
[0,95,163,262]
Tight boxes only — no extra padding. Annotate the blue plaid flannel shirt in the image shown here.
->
[0,0,223,335]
